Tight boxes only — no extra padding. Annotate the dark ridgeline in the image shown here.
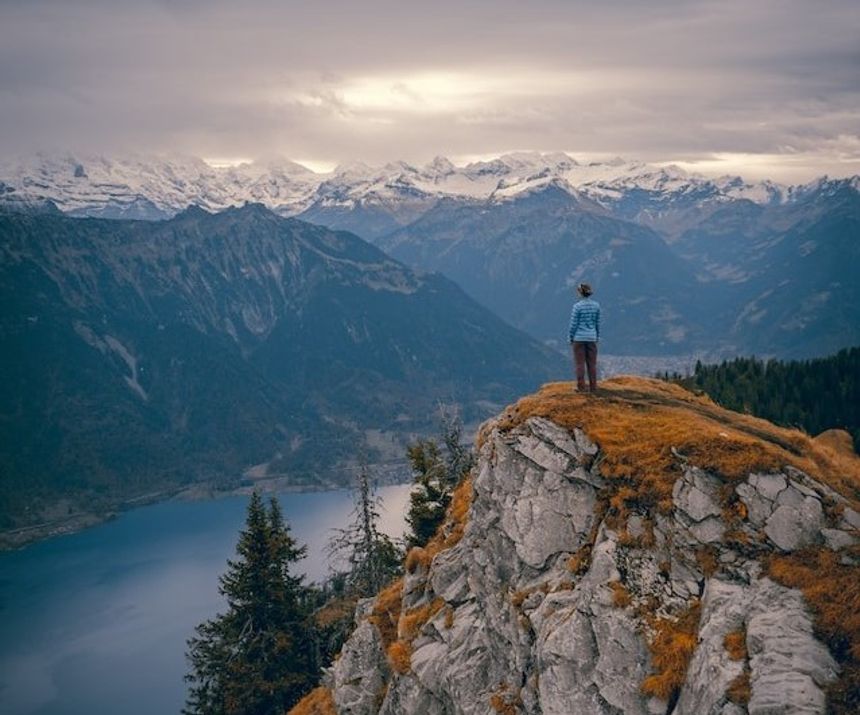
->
[663,347,860,452]
[0,204,565,532]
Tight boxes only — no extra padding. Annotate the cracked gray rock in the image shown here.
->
[329,416,849,715]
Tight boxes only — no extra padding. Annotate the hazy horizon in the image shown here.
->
[1,0,858,183]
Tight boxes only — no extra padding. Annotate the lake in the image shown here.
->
[0,484,413,715]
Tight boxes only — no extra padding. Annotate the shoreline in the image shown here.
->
[0,468,412,552]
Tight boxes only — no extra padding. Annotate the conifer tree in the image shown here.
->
[184,492,316,715]
[405,408,475,548]
[328,461,402,597]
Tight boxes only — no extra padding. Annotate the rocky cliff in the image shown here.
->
[293,377,860,715]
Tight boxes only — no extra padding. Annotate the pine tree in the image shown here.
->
[328,461,402,597]
[405,408,475,548]
[184,492,317,715]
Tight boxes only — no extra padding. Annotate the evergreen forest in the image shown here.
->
[663,347,859,452]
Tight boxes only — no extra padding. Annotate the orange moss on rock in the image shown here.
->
[494,377,860,510]
[314,596,358,629]
[609,580,632,608]
[287,686,336,715]
[368,578,403,650]
[695,545,720,578]
[641,600,701,702]
[366,476,474,679]
[400,598,445,641]
[404,546,428,573]
[369,588,444,675]
[386,640,412,675]
[489,681,523,714]
[723,628,747,661]
[768,548,860,713]
[409,476,475,573]
[726,671,751,705]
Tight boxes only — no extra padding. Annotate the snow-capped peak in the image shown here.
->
[0,151,853,221]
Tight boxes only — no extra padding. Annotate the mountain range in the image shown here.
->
[2,152,857,359]
[0,151,821,224]
[0,205,564,534]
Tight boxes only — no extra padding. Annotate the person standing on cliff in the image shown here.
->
[569,282,601,393]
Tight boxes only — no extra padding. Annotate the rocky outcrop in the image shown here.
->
[322,383,859,715]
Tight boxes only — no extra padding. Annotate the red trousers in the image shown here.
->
[572,341,598,391]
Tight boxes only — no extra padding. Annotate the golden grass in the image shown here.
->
[287,686,336,715]
[640,600,701,701]
[511,589,530,609]
[404,547,427,573]
[368,578,404,650]
[314,596,358,629]
[567,545,591,575]
[723,628,747,661]
[365,477,474,678]
[695,545,719,578]
[814,429,857,458]
[409,476,475,572]
[445,476,474,546]
[726,671,751,705]
[386,640,412,675]
[495,377,860,511]
[609,580,632,608]
[489,682,523,714]
[369,588,443,675]
[400,598,445,641]
[768,548,860,713]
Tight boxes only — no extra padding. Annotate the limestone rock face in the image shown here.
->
[326,415,855,714]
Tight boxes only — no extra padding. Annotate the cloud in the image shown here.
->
[0,0,858,181]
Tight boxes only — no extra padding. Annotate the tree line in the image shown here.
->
[659,347,859,452]
[183,411,474,715]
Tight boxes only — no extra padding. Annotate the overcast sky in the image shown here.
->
[1,0,858,181]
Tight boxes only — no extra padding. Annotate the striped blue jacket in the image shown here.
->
[568,298,601,342]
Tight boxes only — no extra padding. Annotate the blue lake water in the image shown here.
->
[0,485,413,715]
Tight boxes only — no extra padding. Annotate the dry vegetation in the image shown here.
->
[609,580,632,608]
[366,579,420,674]
[404,476,474,573]
[695,545,719,578]
[365,477,474,678]
[376,598,445,675]
[723,628,748,661]
[400,598,445,641]
[287,686,337,715]
[768,548,860,713]
[495,377,860,512]
[314,596,358,629]
[726,671,751,705]
[386,640,412,675]
[347,377,859,710]
[368,578,404,651]
[640,600,702,702]
[567,544,592,575]
[489,682,523,714]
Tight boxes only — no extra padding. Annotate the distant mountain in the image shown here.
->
[0,205,564,531]
[0,151,806,229]
[2,152,857,360]
[378,184,708,355]
[670,177,860,356]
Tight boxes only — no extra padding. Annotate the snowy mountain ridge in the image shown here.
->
[3,151,854,222]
